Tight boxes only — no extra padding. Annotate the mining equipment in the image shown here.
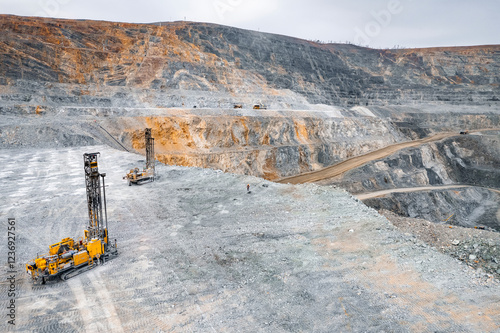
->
[234,104,243,109]
[253,104,267,110]
[124,128,156,185]
[26,153,118,284]
[460,130,469,135]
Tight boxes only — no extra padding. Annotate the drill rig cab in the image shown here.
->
[124,128,155,186]
[26,153,118,284]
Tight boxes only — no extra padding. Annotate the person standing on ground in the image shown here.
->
[247,184,250,191]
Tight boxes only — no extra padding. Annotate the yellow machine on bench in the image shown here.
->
[26,153,118,284]
[124,128,155,185]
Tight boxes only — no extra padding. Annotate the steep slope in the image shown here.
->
[1,15,500,110]
[321,132,500,229]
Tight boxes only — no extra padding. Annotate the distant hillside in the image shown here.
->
[1,14,499,109]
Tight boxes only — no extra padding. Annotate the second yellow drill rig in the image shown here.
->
[26,153,118,284]
[124,128,155,186]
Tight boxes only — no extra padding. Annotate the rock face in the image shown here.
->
[1,14,500,110]
[126,111,403,179]
[328,133,500,229]
[335,135,500,192]
[365,188,500,231]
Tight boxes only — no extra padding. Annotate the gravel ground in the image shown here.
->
[1,146,500,332]
[382,209,500,282]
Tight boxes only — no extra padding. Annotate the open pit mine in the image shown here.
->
[1,14,500,332]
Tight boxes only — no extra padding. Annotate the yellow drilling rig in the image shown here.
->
[26,153,118,284]
[124,128,155,186]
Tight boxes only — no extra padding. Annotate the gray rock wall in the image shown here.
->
[1,15,500,109]
[331,134,500,229]
[336,135,500,193]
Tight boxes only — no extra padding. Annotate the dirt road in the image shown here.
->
[277,132,457,184]
[363,186,500,200]
[356,185,475,200]
[277,129,500,185]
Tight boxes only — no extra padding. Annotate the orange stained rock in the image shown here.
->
[2,15,500,85]
[294,120,309,142]
[0,15,228,86]
[127,115,286,180]
[156,153,201,168]
[262,150,279,180]
[142,117,197,153]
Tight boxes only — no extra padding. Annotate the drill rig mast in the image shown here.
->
[26,153,118,284]
[84,153,107,241]
[145,128,155,173]
[124,128,155,185]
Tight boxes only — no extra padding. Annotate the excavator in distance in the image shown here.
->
[25,153,118,284]
[124,128,155,185]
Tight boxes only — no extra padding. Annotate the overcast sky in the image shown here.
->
[1,0,498,48]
